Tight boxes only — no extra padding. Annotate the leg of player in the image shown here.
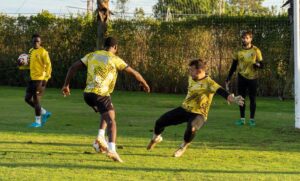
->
[93,117,108,153]
[236,75,247,125]
[249,79,258,126]
[147,107,188,150]
[25,83,50,127]
[28,81,51,127]
[174,115,205,157]
[25,81,35,108]
[25,81,41,128]
[25,93,35,108]
[102,110,123,162]
[38,81,51,125]
[29,92,42,128]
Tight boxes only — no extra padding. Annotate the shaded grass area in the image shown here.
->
[0,86,299,180]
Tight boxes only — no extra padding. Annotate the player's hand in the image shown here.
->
[227,94,244,106]
[62,86,70,97]
[234,95,245,106]
[140,82,150,93]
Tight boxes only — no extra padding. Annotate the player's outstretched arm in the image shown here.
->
[62,61,85,96]
[216,87,244,106]
[225,60,238,86]
[123,66,150,93]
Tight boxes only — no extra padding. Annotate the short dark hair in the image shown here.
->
[241,30,253,38]
[104,37,118,48]
[32,33,41,39]
[189,59,206,70]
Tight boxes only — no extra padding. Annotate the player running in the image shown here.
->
[225,31,263,126]
[24,34,52,128]
[62,37,150,162]
[147,59,244,157]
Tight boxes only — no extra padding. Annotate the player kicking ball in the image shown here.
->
[62,37,150,162]
[147,59,244,157]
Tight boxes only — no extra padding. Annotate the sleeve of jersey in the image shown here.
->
[232,51,238,61]
[115,57,128,71]
[208,78,221,93]
[256,48,263,62]
[43,51,52,81]
[81,53,92,66]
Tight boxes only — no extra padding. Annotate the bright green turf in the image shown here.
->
[0,86,299,180]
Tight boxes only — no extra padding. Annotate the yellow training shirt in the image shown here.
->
[81,50,128,96]
[233,45,263,79]
[29,47,52,81]
[182,76,221,120]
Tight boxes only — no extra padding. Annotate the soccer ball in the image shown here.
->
[17,54,29,66]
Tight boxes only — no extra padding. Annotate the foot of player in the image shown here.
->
[93,136,123,163]
[147,135,190,158]
[235,119,256,126]
[28,111,52,128]
[93,134,189,162]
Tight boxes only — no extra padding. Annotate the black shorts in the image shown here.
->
[26,80,47,97]
[83,92,114,114]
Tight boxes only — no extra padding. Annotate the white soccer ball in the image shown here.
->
[17,53,29,66]
[93,140,101,153]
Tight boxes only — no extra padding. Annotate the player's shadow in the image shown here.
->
[0,141,177,150]
[0,140,90,147]
[121,153,167,158]
[0,162,300,175]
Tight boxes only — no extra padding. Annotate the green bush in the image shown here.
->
[0,12,292,97]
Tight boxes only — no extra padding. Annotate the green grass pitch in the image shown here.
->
[0,86,299,180]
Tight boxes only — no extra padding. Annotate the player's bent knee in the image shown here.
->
[25,97,32,103]
[191,126,197,133]
[191,115,206,131]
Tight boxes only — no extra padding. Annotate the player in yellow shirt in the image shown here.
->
[147,59,244,157]
[62,37,150,162]
[226,31,263,126]
[25,34,52,128]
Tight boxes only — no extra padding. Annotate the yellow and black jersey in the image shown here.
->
[81,50,128,96]
[233,45,263,80]
[29,47,52,81]
[182,76,221,120]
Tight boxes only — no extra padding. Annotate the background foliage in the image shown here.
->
[0,11,292,96]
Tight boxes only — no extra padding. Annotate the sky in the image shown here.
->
[0,0,287,16]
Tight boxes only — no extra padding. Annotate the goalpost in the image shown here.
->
[295,0,300,128]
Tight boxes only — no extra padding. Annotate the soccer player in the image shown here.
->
[225,31,263,126]
[147,59,244,157]
[62,37,150,162]
[24,34,52,128]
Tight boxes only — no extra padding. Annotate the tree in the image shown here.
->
[226,0,270,16]
[96,0,110,49]
[153,0,271,19]
[116,0,129,18]
[134,8,145,20]
[153,0,220,19]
